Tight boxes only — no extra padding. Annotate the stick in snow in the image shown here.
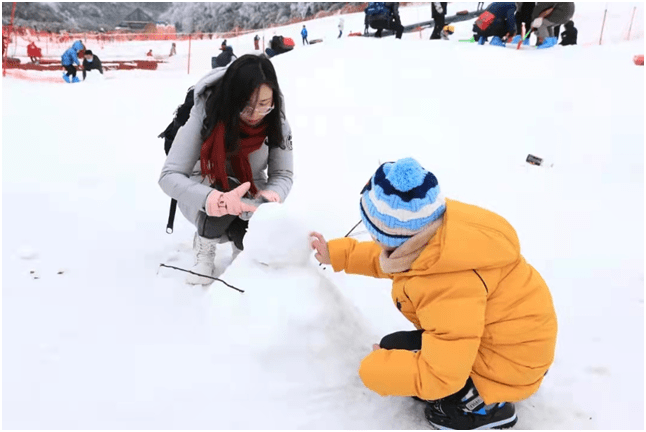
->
[158,263,244,293]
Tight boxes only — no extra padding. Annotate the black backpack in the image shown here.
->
[365,2,391,29]
[159,87,195,156]
[158,87,195,233]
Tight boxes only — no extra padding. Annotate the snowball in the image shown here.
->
[17,246,39,260]
[244,202,312,267]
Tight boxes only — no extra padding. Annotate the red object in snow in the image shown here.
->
[283,37,295,47]
[348,32,362,37]
[634,55,644,66]
[27,42,42,59]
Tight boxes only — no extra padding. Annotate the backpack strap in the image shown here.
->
[166,198,178,234]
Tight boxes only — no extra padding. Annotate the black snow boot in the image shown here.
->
[424,378,518,430]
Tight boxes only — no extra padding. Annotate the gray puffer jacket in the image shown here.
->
[159,63,294,226]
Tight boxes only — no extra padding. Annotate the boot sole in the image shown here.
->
[427,413,518,430]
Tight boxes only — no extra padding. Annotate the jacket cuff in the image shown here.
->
[328,238,352,272]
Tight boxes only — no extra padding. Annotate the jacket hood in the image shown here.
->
[72,40,84,51]
[409,199,520,274]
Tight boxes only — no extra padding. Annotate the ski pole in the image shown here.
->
[517,28,531,50]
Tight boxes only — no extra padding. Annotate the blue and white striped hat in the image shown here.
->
[360,158,446,248]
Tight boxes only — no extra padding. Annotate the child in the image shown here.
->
[310,157,557,430]
[61,40,84,83]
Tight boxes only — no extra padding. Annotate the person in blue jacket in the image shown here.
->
[473,2,517,46]
[301,25,309,45]
[61,40,85,83]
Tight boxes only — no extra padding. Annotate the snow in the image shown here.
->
[2,2,644,430]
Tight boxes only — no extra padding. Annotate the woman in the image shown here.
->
[159,54,294,285]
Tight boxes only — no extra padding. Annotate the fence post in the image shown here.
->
[599,6,607,45]
[627,6,636,40]
[3,1,17,75]
[187,33,191,75]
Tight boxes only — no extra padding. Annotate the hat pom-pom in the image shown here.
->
[386,158,426,192]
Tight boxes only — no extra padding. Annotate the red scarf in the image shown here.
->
[200,121,267,195]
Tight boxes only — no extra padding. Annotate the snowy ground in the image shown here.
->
[2,2,644,430]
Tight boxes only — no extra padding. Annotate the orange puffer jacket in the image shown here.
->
[328,199,557,403]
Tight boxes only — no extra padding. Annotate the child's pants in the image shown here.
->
[63,64,76,77]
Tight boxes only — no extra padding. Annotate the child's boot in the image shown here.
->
[424,378,518,430]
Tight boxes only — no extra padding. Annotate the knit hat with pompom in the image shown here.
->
[360,157,446,248]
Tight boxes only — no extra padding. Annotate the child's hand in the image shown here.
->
[372,344,380,351]
[310,232,331,265]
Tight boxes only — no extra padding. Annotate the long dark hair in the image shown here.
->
[201,54,285,152]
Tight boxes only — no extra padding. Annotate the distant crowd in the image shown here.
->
[37,1,578,84]
[362,2,577,48]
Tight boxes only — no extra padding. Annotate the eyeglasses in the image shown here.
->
[240,104,274,117]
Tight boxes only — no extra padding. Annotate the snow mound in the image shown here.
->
[243,202,312,267]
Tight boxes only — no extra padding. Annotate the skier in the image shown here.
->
[82,49,103,80]
[310,157,557,430]
[430,3,448,40]
[212,45,236,68]
[367,2,404,39]
[169,42,177,57]
[473,2,517,46]
[254,34,260,50]
[301,25,309,45]
[531,2,575,48]
[159,55,294,285]
[61,40,84,83]
[338,18,344,38]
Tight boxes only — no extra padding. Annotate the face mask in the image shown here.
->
[86,58,93,62]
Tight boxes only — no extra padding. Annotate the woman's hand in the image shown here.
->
[310,231,331,265]
[206,182,258,217]
[255,189,281,203]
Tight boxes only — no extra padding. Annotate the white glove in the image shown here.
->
[532,17,543,29]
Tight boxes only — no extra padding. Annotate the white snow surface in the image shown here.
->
[2,2,644,430]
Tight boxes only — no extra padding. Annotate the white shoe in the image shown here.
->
[186,233,219,285]
[231,243,243,261]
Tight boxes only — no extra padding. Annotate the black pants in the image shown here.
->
[63,64,76,77]
[302,36,308,45]
[196,211,248,250]
[515,2,535,35]
[375,18,404,39]
[430,14,446,40]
